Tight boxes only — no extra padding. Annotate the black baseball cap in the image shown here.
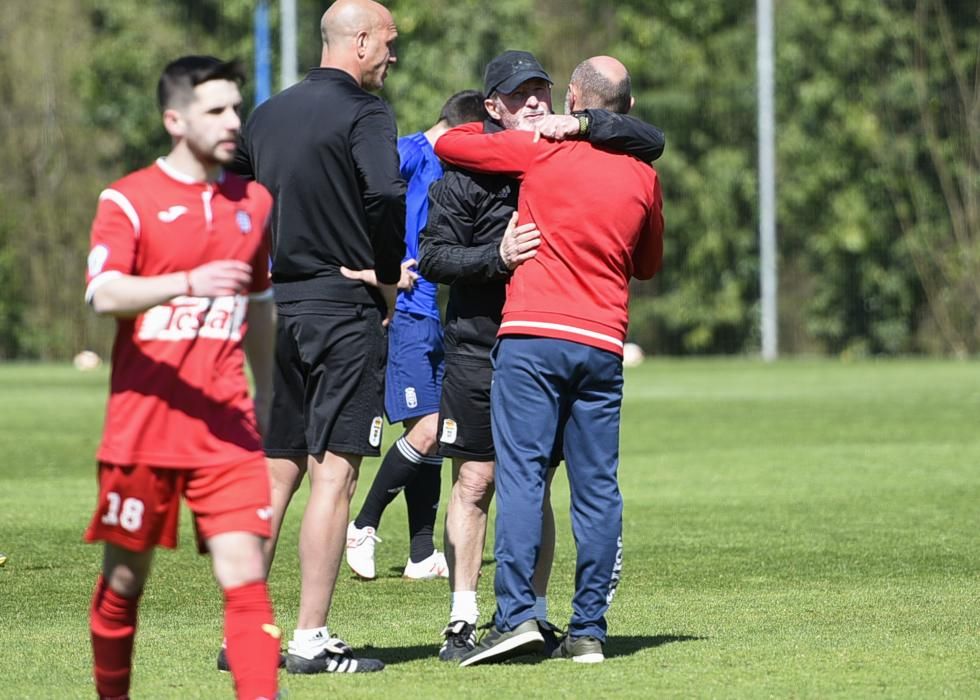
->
[483,50,552,97]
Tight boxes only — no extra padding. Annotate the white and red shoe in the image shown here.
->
[345,521,381,579]
[402,550,449,580]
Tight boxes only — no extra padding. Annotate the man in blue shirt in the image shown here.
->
[347,90,488,580]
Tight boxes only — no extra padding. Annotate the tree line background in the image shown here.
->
[0,0,976,360]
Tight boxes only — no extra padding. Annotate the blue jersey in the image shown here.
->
[396,132,442,319]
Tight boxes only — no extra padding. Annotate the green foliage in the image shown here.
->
[0,1,976,358]
[0,216,25,359]
[777,1,918,355]
[2,360,979,697]
[383,0,536,133]
[80,0,256,173]
[614,1,761,353]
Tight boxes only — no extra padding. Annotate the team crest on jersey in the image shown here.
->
[235,210,253,234]
[369,416,384,447]
[441,419,458,444]
[405,387,418,409]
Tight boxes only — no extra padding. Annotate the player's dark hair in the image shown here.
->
[157,55,246,111]
[570,61,631,114]
[438,90,489,127]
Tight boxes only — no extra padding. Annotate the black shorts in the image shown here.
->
[265,300,387,458]
[437,355,494,461]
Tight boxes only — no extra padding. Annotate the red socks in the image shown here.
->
[223,581,279,700]
[90,576,139,700]
[90,577,277,700]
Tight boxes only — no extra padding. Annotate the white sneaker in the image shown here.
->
[403,550,449,580]
[346,522,381,579]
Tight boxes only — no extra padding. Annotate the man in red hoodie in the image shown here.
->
[435,56,664,666]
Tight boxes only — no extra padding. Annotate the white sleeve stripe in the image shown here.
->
[98,188,141,239]
[249,288,274,302]
[85,271,124,304]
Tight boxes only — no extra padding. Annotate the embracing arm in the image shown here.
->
[583,110,665,162]
[433,122,535,176]
[417,172,511,285]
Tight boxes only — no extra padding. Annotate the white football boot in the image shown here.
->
[345,521,381,579]
[402,550,449,580]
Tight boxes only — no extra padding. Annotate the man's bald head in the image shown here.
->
[319,0,397,91]
[321,0,392,46]
[568,56,633,114]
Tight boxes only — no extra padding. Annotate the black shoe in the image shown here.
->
[217,646,287,672]
[285,638,384,674]
[537,619,564,657]
[458,619,544,668]
[439,620,477,662]
[551,634,604,663]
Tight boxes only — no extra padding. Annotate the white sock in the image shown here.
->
[533,596,548,621]
[289,626,330,657]
[450,591,479,625]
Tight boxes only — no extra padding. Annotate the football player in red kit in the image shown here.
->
[83,55,279,700]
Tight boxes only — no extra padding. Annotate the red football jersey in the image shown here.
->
[85,158,273,468]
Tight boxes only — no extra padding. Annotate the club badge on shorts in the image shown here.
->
[369,416,384,447]
[405,386,418,409]
[441,419,458,444]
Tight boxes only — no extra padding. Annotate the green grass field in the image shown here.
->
[1,359,978,698]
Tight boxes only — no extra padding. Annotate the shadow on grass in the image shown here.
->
[365,634,704,665]
[362,642,440,664]
[606,634,704,658]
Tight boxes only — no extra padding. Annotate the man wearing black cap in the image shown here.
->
[438,55,664,668]
[418,49,664,662]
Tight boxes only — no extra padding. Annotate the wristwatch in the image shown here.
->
[573,112,590,136]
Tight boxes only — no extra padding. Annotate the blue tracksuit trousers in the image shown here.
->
[490,336,624,641]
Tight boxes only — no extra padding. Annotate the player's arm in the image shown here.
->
[583,110,665,162]
[417,171,511,284]
[632,174,665,280]
[352,101,406,286]
[89,262,254,318]
[243,296,274,436]
[433,122,535,177]
[533,111,665,163]
[85,193,253,318]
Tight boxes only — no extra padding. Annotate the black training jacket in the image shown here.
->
[231,68,406,307]
[418,111,665,360]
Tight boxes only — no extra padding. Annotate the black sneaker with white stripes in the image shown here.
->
[439,620,477,662]
[285,638,384,674]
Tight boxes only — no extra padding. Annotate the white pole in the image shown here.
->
[757,0,778,361]
[280,0,298,89]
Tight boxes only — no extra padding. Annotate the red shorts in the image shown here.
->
[84,457,272,554]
